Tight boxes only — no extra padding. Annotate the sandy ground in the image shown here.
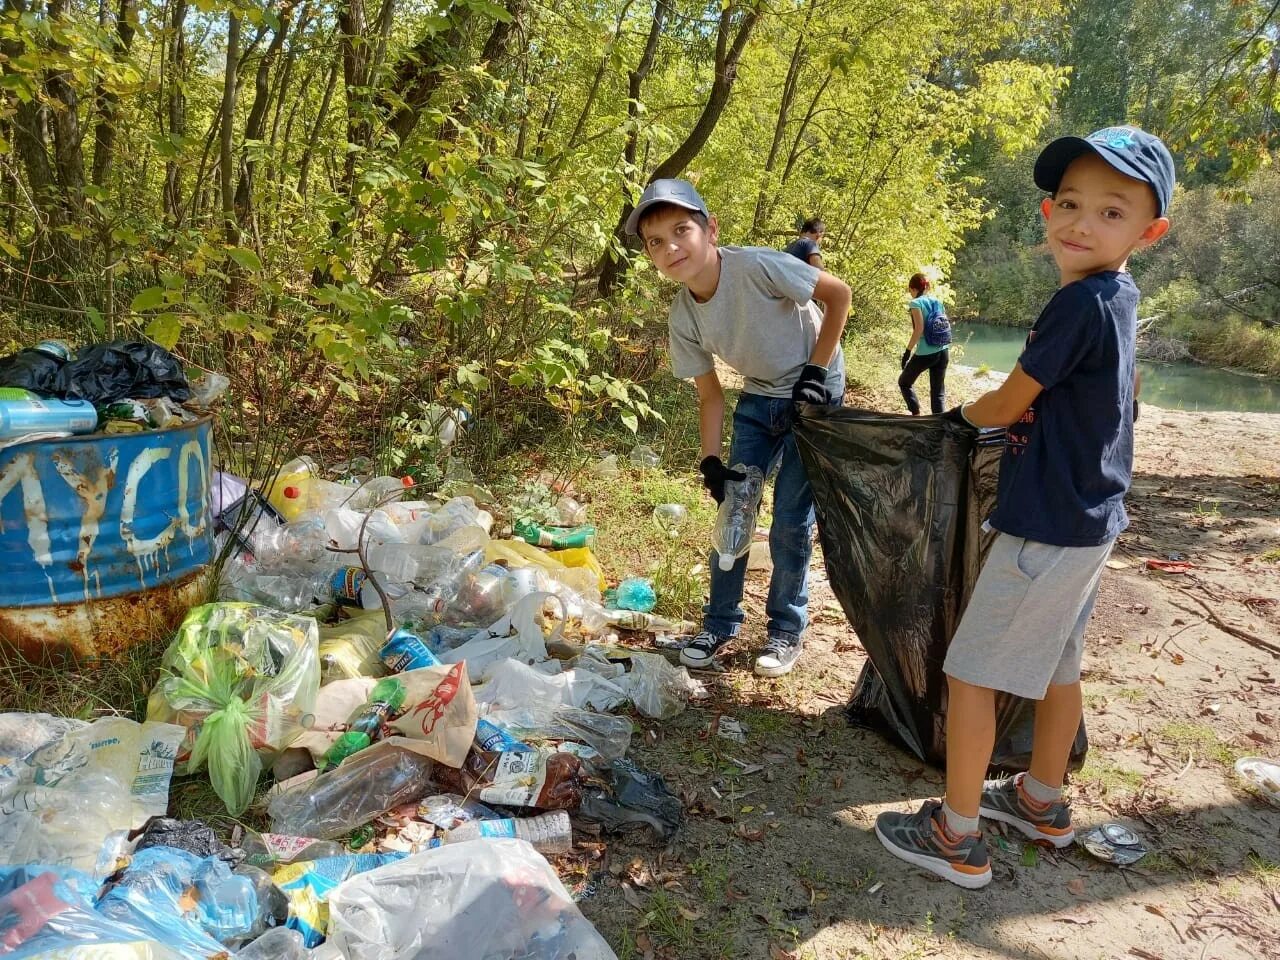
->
[578,377,1280,960]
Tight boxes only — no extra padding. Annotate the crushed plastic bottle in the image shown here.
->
[556,495,587,525]
[380,628,442,672]
[513,520,596,549]
[711,464,764,571]
[629,444,661,468]
[365,541,471,586]
[442,810,572,855]
[651,503,687,538]
[613,576,656,613]
[589,453,620,477]
[251,514,330,567]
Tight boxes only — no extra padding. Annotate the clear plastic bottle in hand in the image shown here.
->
[711,464,764,571]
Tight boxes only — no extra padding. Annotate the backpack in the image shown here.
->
[920,298,952,348]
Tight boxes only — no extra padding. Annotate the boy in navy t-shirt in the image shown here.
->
[875,126,1174,888]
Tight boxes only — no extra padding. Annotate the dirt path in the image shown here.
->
[579,391,1280,959]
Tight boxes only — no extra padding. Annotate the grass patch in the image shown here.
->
[1157,721,1244,767]
[0,634,169,721]
[1248,853,1280,890]
[1075,756,1145,794]
[1261,547,1280,563]
[974,362,991,377]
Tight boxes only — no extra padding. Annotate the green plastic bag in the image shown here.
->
[148,603,320,815]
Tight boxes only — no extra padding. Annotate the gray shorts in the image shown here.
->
[943,532,1113,700]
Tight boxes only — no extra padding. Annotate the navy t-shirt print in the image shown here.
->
[989,271,1139,547]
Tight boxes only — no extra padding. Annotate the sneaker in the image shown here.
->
[679,630,733,669]
[978,773,1074,848]
[754,634,803,678]
[874,800,992,889]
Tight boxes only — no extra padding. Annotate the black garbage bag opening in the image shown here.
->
[795,406,1087,772]
[56,340,191,405]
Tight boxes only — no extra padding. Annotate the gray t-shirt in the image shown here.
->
[667,246,846,398]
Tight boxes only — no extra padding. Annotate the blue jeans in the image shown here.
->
[704,392,838,642]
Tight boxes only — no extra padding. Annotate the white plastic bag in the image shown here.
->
[438,592,565,682]
[476,658,628,714]
[326,839,617,960]
[615,652,699,720]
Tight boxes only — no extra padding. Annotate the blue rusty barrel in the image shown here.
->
[0,417,213,661]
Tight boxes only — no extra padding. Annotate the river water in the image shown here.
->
[954,323,1280,414]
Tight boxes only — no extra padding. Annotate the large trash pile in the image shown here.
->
[2,446,714,959]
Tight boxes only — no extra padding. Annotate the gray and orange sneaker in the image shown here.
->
[978,773,1074,848]
[874,800,992,889]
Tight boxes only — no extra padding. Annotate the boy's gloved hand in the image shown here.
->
[942,405,974,427]
[1132,398,1140,422]
[699,455,746,505]
[900,349,911,370]
[791,363,831,406]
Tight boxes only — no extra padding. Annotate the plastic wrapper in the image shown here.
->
[432,747,584,811]
[0,865,190,960]
[475,658,628,715]
[0,715,185,876]
[318,611,390,683]
[268,743,435,840]
[615,651,698,720]
[55,340,191,405]
[273,853,405,947]
[294,662,475,769]
[489,705,633,761]
[235,925,312,959]
[326,839,617,960]
[576,758,683,843]
[96,847,258,955]
[794,407,1087,770]
[135,817,239,863]
[147,602,321,815]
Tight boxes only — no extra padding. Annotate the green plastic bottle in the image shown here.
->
[319,676,407,771]
[513,520,596,549]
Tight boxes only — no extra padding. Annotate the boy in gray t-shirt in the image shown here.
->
[625,179,851,677]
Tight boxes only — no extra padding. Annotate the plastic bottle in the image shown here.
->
[629,444,660,468]
[556,496,587,526]
[380,628,442,672]
[343,475,412,512]
[614,576,656,613]
[652,503,687,538]
[251,514,330,568]
[442,810,573,855]
[264,456,318,521]
[319,676,408,771]
[365,541,467,586]
[513,520,596,549]
[711,464,764,571]
[423,497,483,544]
[474,716,533,753]
[0,387,98,440]
[270,744,437,840]
[239,832,346,869]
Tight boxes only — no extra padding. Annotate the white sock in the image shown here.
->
[941,800,979,836]
[1021,772,1063,804]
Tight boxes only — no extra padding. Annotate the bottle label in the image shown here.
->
[475,819,518,839]
[380,629,441,672]
[332,566,367,602]
[479,751,549,807]
[475,717,532,754]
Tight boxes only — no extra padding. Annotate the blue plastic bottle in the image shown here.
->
[0,388,97,440]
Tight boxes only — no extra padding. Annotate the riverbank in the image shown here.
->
[576,364,1280,959]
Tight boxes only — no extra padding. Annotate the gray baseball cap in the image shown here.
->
[624,179,710,237]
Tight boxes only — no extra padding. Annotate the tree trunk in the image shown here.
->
[386,4,475,142]
[234,0,297,225]
[164,0,189,220]
[219,11,240,241]
[296,55,339,197]
[751,9,812,236]
[597,2,760,297]
[90,0,138,188]
[557,0,636,166]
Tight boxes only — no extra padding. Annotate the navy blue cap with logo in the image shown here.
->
[1034,126,1176,217]
[625,179,710,237]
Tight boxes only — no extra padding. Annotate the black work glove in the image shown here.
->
[1133,398,1140,422]
[791,363,832,406]
[942,405,973,427]
[699,455,746,505]
[900,349,912,370]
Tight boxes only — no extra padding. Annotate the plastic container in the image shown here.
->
[556,495,587,525]
[711,464,764,570]
[319,676,408,771]
[514,520,596,549]
[442,810,572,855]
[652,503,687,538]
[0,387,98,440]
[629,444,660,468]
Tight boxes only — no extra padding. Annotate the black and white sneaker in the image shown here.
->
[679,630,733,669]
[754,634,803,678]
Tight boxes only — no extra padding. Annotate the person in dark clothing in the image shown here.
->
[784,218,826,267]
[898,273,950,415]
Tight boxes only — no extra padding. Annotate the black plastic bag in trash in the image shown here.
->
[56,340,191,405]
[794,406,1087,772]
[575,758,684,842]
[0,343,68,395]
[135,816,241,864]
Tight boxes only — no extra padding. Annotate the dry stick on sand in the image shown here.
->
[1170,589,1280,657]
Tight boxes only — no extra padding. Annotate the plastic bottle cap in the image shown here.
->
[401,476,413,487]
[284,486,301,499]
[718,554,735,571]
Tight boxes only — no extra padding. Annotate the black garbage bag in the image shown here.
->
[794,406,1087,772]
[574,758,684,843]
[0,345,67,395]
[56,340,191,405]
[135,816,241,864]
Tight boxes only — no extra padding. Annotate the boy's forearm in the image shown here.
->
[698,393,725,458]
[960,364,1043,427]
[809,274,851,368]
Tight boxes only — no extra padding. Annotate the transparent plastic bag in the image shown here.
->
[268,743,435,840]
[326,839,617,960]
[272,853,406,947]
[147,603,320,816]
[235,926,312,959]
[616,651,698,720]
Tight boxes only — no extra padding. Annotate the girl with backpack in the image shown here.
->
[898,273,952,415]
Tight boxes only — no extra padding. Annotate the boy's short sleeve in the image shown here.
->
[755,248,820,304]
[668,300,714,380]
[1017,286,1101,391]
